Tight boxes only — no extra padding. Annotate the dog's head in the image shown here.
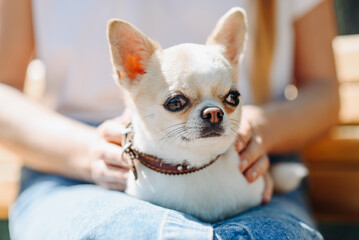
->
[108,8,247,158]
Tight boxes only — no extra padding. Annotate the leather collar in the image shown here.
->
[120,123,221,180]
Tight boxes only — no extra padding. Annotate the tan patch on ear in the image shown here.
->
[123,53,146,80]
[108,20,160,82]
[114,28,148,80]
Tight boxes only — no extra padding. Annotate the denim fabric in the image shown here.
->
[9,155,323,240]
[213,188,321,240]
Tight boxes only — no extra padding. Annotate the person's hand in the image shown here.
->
[90,111,131,191]
[235,105,273,204]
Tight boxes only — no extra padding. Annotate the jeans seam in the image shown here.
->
[240,225,251,240]
[158,209,170,240]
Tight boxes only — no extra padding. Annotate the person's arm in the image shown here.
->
[0,85,96,181]
[0,0,91,181]
[260,0,339,153]
[236,0,339,185]
[0,0,128,186]
[0,0,33,90]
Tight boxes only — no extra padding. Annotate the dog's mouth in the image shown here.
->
[200,132,222,138]
[199,125,224,139]
[175,124,225,143]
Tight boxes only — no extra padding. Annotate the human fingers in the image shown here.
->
[98,119,127,145]
[243,154,270,182]
[92,140,130,169]
[234,121,253,153]
[261,172,274,205]
[91,159,129,191]
[239,132,264,172]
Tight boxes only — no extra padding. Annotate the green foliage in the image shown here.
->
[0,221,10,240]
[334,0,359,35]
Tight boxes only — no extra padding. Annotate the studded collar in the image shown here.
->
[120,123,221,180]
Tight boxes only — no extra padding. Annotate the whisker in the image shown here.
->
[230,127,239,136]
[141,114,156,120]
[161,131,184,145]
[235,133,247,144]
[160,126,188,145]
[156,122,187,134]
[162,126,187,139]
[229,118,241,123]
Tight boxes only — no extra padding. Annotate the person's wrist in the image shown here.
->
[70,126,97,182]
[242,105,270,151]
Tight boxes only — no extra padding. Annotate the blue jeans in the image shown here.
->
[9,155,323,240]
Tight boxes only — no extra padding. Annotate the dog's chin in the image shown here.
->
[181,131,234,147]
[199,132,223,138]
[200,125,224,138]
[179,131,223,143]
[188,133,235,157]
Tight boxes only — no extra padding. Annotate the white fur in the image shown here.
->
[107,7,306,223]
[126,147,264,223]
[271,163,308,193]
[122,43,265,222]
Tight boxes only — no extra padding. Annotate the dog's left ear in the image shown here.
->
[206,7,247,65]
[107,19,159,84]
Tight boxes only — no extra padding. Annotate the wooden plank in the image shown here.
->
[308,169,359,221]
[333,35,359,83]
[304,124,359,221]
[303,126,359,163]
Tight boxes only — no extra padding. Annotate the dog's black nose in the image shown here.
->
[201,107,224,124]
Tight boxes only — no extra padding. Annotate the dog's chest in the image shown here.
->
[125,149,264,222]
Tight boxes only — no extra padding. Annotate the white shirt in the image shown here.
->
[32,0,322,123]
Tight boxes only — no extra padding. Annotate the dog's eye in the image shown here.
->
[164,95,189,112]
[224,90,240,106]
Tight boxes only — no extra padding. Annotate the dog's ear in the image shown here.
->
[206,7,247,66]
[107,19,159,84]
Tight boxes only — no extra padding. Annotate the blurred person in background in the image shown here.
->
[0,0,338,239]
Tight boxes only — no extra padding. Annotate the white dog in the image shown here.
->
[107,7,306,223]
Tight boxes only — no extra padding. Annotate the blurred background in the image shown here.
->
[302,0,359,239]
[1,1,359,239]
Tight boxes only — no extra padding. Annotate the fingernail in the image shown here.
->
[240,159,247,171]
[123,172,129,179]
[262,197,270,205]
[251,171,257,179]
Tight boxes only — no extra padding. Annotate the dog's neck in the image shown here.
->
[130,115,231,167]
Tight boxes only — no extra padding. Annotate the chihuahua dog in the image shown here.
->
[107,7,306,223]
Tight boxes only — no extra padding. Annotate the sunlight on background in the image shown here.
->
[333,35,359,124]
[284,84,298,101]
[303,34,359,227]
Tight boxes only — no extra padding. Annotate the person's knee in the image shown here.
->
[214,216,323,240]
[257,216,323,240]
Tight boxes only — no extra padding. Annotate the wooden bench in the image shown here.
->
[303,34,359,221]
